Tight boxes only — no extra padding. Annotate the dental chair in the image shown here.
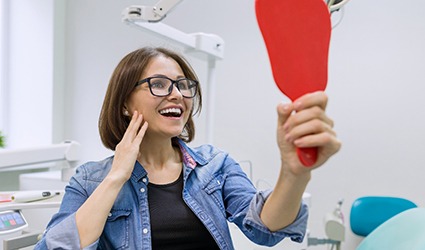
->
[356,207,425,250]
[350,196,425,250]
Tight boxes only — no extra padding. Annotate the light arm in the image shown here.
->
[0,141,80,169]
[124,0,183,22]
[0,141,81,181]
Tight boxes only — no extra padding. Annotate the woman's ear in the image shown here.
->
[123,105,130,116]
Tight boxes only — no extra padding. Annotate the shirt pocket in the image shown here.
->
[100,209,131,250]
[203,175,226,216]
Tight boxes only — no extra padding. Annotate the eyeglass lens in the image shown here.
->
[149,77,197,98]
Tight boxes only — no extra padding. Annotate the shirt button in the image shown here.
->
[140,188,146,193]
[199,212,208,220]
[108,213,112,217]
[142,178,147,183]
[143,228,148,234]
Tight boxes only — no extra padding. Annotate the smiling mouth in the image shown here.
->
[159,108,182,118]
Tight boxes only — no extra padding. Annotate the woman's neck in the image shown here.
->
[138,136,182,172]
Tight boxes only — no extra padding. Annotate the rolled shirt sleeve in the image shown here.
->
[242,189,308,246]
[35,213,98,250]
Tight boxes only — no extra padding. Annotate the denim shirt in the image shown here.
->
[35,139,308,250]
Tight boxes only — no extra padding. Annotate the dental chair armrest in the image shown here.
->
[3,231,42,250]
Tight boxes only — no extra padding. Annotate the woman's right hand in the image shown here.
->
[109,111,148,183]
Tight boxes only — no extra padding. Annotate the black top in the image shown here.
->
[148,172,220,250]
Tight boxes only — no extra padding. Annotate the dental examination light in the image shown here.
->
[327,0,350,13]
[327,0,351,28]
[0,141,81,181]
[125,0,182,23]
[122,0,224,144]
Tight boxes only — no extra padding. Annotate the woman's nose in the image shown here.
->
[168,84,183,99]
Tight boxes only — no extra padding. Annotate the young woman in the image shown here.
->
[35,47,340,250]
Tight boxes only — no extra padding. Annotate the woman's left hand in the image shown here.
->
[276,91,341,176]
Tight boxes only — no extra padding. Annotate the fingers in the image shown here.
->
[277,102,294,127]
[293,91,328,112]
[284,110,334,141]
[134,119,148,145]
[277,91,340,171]
[122,111,146,142]
[279,91,337,149]
[292,126,337,148]
[294,132,342,164]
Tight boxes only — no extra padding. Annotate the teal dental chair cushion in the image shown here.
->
[350,196,417,237]
[356,207,425,250]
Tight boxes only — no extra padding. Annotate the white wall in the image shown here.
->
[0,0,58,192]
[7,0,55,148]
[60,0,425,249]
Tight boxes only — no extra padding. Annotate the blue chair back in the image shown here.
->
[350,196,417,237]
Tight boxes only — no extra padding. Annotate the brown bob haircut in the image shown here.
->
[99,47,202,151]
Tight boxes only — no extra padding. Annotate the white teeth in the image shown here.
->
[159,108,182,115]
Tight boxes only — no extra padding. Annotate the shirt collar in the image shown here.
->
[130,138,206,181]
[174,137,207,168]
[131,160,148,181]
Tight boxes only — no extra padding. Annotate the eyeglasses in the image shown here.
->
[135,76,198,98]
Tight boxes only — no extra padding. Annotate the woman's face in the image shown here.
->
[126,55,193,140]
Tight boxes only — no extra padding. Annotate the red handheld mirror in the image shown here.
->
[255,0,332,167]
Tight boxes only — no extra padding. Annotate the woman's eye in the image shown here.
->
[177,81,189,90]
[151,80,166,89]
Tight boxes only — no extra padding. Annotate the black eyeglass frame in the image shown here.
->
[135,76,199,98]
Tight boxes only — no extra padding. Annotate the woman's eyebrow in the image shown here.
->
[147,74,186,79]
[147,73,167,78]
